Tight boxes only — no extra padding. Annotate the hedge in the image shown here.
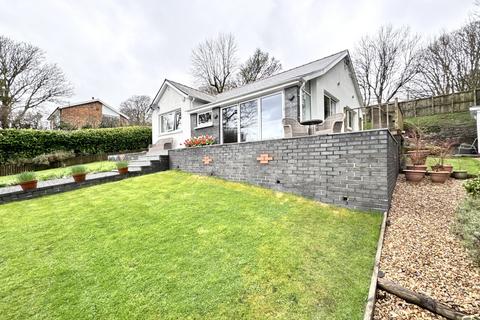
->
[0,127,152,163]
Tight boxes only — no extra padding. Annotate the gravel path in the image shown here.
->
[0,171,118,195]
[374,175,480,319]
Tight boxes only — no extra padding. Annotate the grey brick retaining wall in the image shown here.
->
[169,129,399,212]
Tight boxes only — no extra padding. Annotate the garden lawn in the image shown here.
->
[0,171,382,319]
[426,157,480,175]
[405,111,475,133]
[0,161,116,187]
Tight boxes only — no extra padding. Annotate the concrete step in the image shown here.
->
[146,149,169,156]
[129,160,152,167]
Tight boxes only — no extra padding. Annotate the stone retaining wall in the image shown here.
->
[169,129,400,212]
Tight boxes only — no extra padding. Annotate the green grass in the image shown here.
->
[0,171,382,319]
[426,157,480,175]
[405,111,475,133]
[0,161,116,187]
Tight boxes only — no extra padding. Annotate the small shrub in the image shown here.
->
[454,197,480,265]
[464,177,480,197]
[70,165,87,176]
[116,161,129,169]
[16,171,36,183]
[183,135,216,147]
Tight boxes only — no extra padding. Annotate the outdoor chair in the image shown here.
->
[282,118,309,138]
[314,113,345,135]
[457,138,477,154]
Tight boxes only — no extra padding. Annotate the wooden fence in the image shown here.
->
[0,154,108,177]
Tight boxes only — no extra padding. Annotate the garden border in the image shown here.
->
[0,167,167,205]
[363,210,388,320]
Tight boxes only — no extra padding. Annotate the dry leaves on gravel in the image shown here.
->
[374,175,480,319]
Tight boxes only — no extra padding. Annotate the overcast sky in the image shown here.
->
[0,0,477,113]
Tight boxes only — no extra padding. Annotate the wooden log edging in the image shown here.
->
[363,210,388,320]
[377,277,480,320]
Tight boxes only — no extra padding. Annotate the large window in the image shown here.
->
[300,81,312,121]
[261,93,283,140]
[240,100,258,142]
[197,111,212,127]
[160,110,181,133]
[324,94,337,119]
[222,106,238,143]
[221,92,283,143]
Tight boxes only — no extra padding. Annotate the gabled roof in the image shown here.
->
[189,50,359,112]
[47,98,129,120]
[167,80,216,103]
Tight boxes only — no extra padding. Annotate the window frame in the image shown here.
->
[344,107,355,130]
[220,91,284,144]
[159,109,182,133]
[196,110,213,128]
[323,92,338,120]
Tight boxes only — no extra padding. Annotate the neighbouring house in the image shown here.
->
[47,98,129,129]
[149,50,363,149]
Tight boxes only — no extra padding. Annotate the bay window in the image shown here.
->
[160,109,182,133]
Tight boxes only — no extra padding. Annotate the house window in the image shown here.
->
[240,100,258,142]
[345,107,354,130]
[160,109,182,133]
[300,81,312,121]
[197,111,212,127]
[324,94,337,119]
[221,92,283,143]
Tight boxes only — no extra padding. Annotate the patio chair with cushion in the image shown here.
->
[314,113,345,135]
[282,118,309,138]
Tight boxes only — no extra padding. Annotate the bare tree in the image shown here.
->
[353,25,421,105]
[119,95,151,125]
[412,20,480,96]
[237,49,282,85]
[0,35,73,128]
[191,33,238,94]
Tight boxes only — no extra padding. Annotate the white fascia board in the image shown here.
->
[187,80,301,113]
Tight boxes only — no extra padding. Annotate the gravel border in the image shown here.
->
[374,175,480,319]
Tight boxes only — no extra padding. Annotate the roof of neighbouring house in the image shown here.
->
[47,98,129,120]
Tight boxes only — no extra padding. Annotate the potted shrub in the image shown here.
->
[116,161,129,174]
[404,168,427,182]
[405,127,429,168]
[430,140,455,173]
[16,171,38,191]
[70,165,87,183]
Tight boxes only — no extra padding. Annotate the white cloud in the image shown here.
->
[0,0,475,113]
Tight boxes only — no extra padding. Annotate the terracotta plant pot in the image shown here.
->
[118,167,129,175]
[20,180,37,191]
[404,170,426,182]
[452,170,468,180]
[72,173,86,183]
[430,171,450,183]
[431,164,453,173]
[407,150,430,165]
[406,164,428,171]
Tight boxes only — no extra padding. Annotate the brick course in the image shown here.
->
[169,129,399,212]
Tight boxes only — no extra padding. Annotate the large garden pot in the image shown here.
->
[20,180,37,191]
[452,170,468,180]
[407,150,430,165]
[431,164,453,173]
[73,173,86,183]
[404,170,426,182]
[430,171,450,183]
[406,164,428,171]
[118,167,129,175]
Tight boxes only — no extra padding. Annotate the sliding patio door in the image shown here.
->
[222,106,238,143]
[260,93,283,140]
